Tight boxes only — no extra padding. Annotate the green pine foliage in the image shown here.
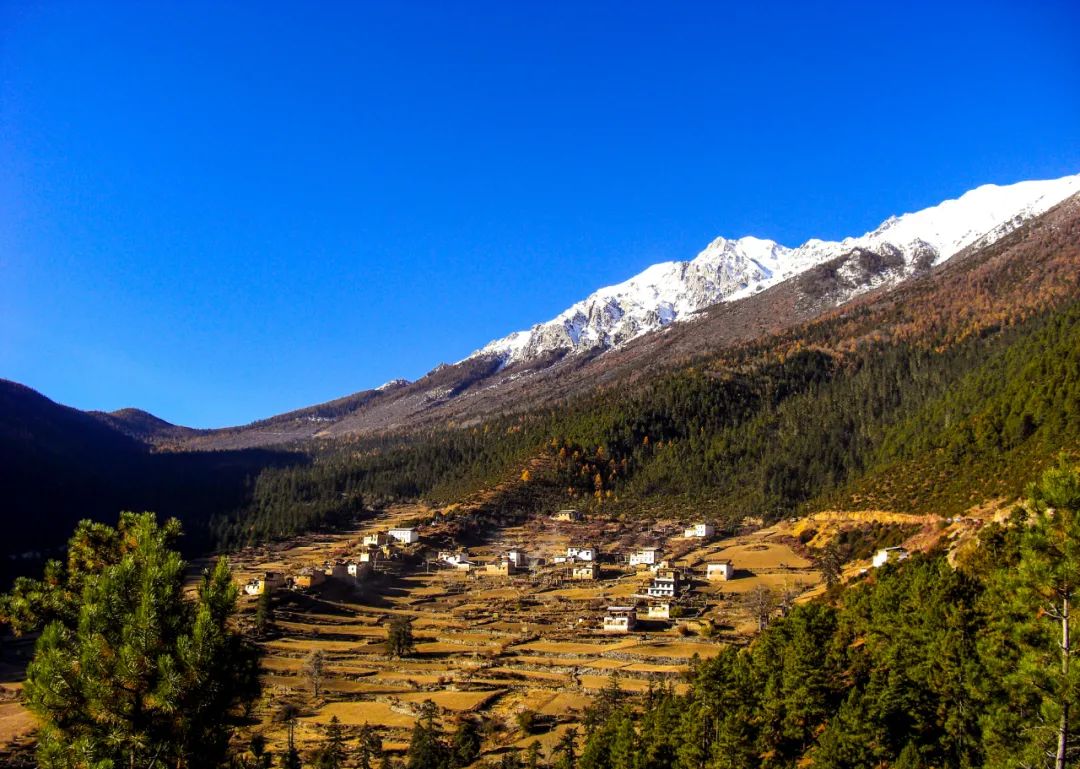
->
[562,461,1080,768]
[0,512,259,769]
[220,299,1080,547]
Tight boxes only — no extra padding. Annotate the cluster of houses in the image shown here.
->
[242,558,372,596]
[242,525,425,596]
[436,546,537,576]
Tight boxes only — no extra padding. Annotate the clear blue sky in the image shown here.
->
[2,1,1078,428]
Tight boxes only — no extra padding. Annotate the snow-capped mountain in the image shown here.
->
[471,174,1080,367]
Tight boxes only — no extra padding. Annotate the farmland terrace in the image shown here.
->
[229,503,827,760]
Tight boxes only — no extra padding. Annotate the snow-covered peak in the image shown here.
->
[470,174,1080,367]
[848,175,1080,264]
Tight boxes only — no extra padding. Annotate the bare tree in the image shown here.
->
[778,580,807,617]
[306,649,326,698]
[744,585,778,632]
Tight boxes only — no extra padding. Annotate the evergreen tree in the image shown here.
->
[451,717,481,768]
[256,586,275,635]
[525,741,543,769]
[313,715,349,769]
[388,615,416,658]
[983,459,1080,768]
[407,700,450,769]
[5,512,255,769]
[552,728,577,769]
[357,722,383,769]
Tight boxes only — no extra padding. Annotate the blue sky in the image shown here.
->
[2,1,1078,427]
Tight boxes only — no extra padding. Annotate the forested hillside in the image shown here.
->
[554,461,1080,769]
[216,200,1080,545]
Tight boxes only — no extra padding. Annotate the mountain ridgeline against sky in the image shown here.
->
[471,174,1080,367]
[137,173,1080,450]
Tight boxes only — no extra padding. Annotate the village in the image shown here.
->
[240,512,757,635]
[223,501,939,761]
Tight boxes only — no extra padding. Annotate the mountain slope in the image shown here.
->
[164,181,1080,451]
[471,174,1080,366]
[0,380,298,564]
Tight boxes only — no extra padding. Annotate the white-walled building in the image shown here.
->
[706,561,735,581]
[389,527,419,544]
[603,606,638,633]
[362,532,389,547]
[243,571,286,596]
[567,545,597,562]
[629,547,661,567]
[572,563,600,580]
[872,547,910,569]
[646,568,681,599]
[683,523,715,539]
[646,602,673,620]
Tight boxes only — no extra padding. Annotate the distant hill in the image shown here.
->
[0,380,298,573]
[89,407,200,444]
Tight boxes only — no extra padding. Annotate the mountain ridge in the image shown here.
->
[470,174,1080,367]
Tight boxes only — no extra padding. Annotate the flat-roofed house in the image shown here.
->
[363,532,389,547]
[646,602,673,619]
[293,568,326,590]
[389,527,419,544]
[646,568,681,599]
[566,545,596,562]
[483,558,516,577]
[552,509,582,522]
[629,547,661,568]
[603,606,638,633]
[683,523,715,539]
[572,563,599,580]
[243,571,286,596]
[706,560,735,581]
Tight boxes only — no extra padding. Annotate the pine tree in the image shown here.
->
[256,586,275,635]
[984,459,1080,768]
[525,741,543,769]
[552,728,577,769]
[406,699,450,769]
[357,722,383,769]
[6,512,255,769]
[313,715,349,769]
[388,615,416,658]
[451,717,481,767]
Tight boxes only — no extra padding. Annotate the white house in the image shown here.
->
[358,549,381,563]
[566,545,596,562]
[438,550,469,566]
[629,547,661,567]
[506,549,527,568]
[346,561,370,580]
[646,602,673,620]
[646,568,680,599]
[243,571,286,596]
[706,561,735,581]
[362,532,389,547]
[683,523,715,539]
[872,547,910,569]
[389,527,419,544]
[602,606,638,633]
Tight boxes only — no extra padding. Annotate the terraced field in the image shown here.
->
[233,505,824,762]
